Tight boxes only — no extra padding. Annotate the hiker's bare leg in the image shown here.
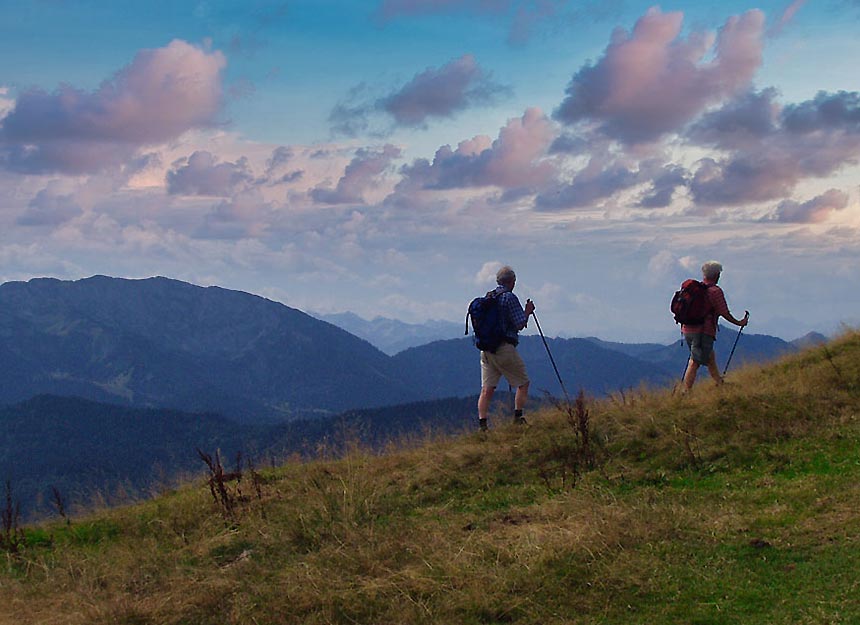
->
[684,359,699,389]
[515,382,529,411]
[706,351,723,384]
[478,386,496,420]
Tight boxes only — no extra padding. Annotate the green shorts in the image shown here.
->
[685,332,716,365]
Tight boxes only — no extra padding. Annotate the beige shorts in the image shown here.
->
[480,343,530,389]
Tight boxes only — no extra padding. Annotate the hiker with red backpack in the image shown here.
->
[672,261,749,390]
[467,266,535,431]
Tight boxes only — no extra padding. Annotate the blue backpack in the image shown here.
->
[465,290,506,353]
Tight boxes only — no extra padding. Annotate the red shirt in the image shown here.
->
[681,281,730,338]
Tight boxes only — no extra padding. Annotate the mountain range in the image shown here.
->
[1,276,825,422]
[0,275,829,519]
[314,311,463,355]
[0,276,414,421]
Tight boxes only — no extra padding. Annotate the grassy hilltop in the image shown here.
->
[2,333,860,625]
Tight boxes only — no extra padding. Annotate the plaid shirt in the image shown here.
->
[492,285,528,344]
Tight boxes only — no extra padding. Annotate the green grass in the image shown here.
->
[2,333,859,624]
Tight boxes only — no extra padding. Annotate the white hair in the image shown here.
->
[701,261,723,280]
[496,265,516,284]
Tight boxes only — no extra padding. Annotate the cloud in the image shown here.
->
[686,88,780,150]
[554,8,765,143]
[397,107,556,190]
[0,40,226,174]
[198,188,273,240]
[260,146,305,186]
[782,90,860,132]
[689,156,794,207]
[382,55,509,127]
[265,146,294,176]
[475,260,503,285]
[637,164,688,208]
[688,90,860,206]
[0,87,13,118]
[311,144,402,204]
[768,0,806,37]
[644,250,693,287]
[16,185,83,227]
[535,155,641,210]
[330,55,509,135]
[329,84,375,137]
[277,170,304,184]
[166,151,253,196]
[766,189,849,224]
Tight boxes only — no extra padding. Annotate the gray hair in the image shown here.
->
[496,265,516,285]
[701,261,723,280]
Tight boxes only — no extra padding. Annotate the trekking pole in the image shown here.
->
[531,311,571,404]
[680,341,691,383]
[722,311,749,377]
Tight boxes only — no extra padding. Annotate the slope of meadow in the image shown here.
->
[2,333,859,625]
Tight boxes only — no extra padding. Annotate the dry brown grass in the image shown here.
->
[2,332,859,624]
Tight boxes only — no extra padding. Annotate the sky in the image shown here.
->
[1,0,859,343]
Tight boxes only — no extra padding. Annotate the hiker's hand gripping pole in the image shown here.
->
[524,298,535,326]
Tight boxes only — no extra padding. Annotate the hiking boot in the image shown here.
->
[478,418,488,432]
[513,410,527,425]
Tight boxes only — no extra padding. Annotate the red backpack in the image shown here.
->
[670,280,713,325]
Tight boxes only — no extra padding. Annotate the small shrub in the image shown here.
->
[1,481,25,554]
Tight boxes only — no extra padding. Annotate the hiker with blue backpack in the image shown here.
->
[672,261,749,390]
[466,266,535,431]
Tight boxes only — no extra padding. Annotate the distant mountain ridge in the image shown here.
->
[315,311,462,355]
[0,276,413,420]
[584,328,827,373]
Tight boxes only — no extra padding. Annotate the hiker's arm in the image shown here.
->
[516,299,535,329]
[711,288,748,327]
[507,295,530,331]
[723,310,749,327]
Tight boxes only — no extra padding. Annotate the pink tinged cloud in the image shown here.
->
[0,40,226,174]
[554,8,765,143]
[265,146,294,175]
[381,54,508,127]
[689,90,860,206]
[535,155,641,210]
[330,55,508,135]
[769,0,806,37]
[769,189,849,224]
[398,107,556,190]
[16,187,83,226]
[312,145,402,205]
[166,151,253,197]
[199,188,273,240]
